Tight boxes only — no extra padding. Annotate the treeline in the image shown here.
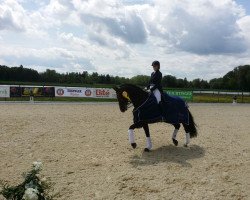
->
[209,65,250,91]
[0,65,250,90]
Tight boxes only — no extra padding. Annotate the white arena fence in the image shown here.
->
[0,85,117,99]
[0,85,10,98]
[0,85,249,102]
[54,87,116,98]
[193,91,250,95]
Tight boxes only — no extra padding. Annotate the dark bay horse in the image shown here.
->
[113,84,197,152]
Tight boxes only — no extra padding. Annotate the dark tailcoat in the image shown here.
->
[147,70,163,93]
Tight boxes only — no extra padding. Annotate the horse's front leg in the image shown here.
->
[128,122,144,149]
[143,124,152,152]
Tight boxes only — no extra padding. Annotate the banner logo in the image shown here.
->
[96,89,110,96]
[85,89,92,96]
[56,88,64,96]
[67,89,82,93]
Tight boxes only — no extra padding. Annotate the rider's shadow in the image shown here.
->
[130,144,205,168]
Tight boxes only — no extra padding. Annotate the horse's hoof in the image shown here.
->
[172,138,178,146]
[144,148,150,152]
[131,143,137,149]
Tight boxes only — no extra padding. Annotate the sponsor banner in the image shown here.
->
[0,86,10,98]
[94,88,116,98]
[55,87,93,97]
[22,87,43,97]
[165,90,193,101]
[10,86,22,97]
[43,87,55,97]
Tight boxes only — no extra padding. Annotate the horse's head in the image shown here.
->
[113,86,131,112]
[113,84,148,112]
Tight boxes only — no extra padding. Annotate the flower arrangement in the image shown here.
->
[0,161,58,200]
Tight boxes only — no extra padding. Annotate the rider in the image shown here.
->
[147,60,163,104]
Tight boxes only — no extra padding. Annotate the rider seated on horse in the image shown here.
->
[146,60,163,105]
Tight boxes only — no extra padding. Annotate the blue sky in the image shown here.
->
[0,0,250,80]
[236,0,250,14]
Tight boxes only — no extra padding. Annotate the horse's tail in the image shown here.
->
[186,110,198,138]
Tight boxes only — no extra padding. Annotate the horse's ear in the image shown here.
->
[113,86,119,92]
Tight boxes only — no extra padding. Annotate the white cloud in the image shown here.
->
[237,15,250,46]
[0,0,26,31]
[138,0,247,54]
[0,0,250,80]
[75,0,147,46]
[58,32,135,60]
[0,45,96,72]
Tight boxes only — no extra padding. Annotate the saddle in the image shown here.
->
[133,93,189,125]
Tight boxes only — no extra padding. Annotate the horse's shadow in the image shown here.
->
[130,144,205,168]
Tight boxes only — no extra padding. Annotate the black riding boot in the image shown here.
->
[159,101,165,121]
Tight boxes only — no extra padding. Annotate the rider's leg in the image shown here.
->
[153,89,161,104]
[153,89,165,120]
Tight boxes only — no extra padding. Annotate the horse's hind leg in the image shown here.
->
[172,124,180,146]
[143,124,152,152]
[182,123,190,147]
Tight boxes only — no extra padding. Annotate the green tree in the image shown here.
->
[162,75,177,88]
[130,75,150,86]
[40,69,60,83]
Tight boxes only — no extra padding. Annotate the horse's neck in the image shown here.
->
[130,91,148,108]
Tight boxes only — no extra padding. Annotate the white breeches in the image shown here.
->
[152,89,161,103]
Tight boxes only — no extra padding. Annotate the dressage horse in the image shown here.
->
[113,84,197,152]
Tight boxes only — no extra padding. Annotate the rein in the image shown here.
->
[127,101,133,109]
[132,93,151,112]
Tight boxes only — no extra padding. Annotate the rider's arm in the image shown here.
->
[146,72,154,90]
[150,72,162,91]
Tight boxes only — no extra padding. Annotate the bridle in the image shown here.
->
[122,91,133,109]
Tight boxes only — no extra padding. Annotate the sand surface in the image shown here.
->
[0,103,249,200]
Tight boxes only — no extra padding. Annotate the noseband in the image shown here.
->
[122,91,133,109]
